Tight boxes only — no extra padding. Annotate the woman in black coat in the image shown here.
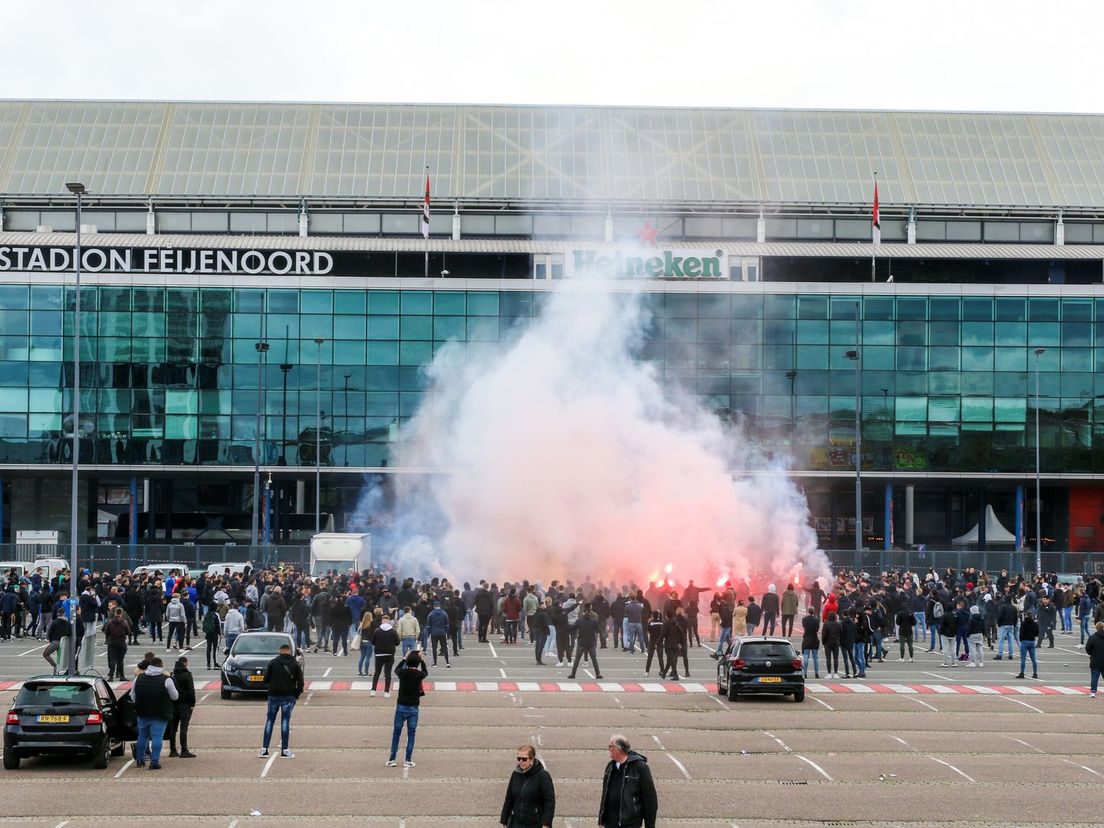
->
[500,744,555,828]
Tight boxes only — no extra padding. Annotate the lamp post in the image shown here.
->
[845,349,862,572]
[314,337,324,534]
[1034,347,1046,575]
[251,340,270,546]
[785,369,797,446]
[65,181,85,676]
[343,373,351,466]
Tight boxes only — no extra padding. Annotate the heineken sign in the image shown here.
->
[567,248,728,279]
[0,245,334,275]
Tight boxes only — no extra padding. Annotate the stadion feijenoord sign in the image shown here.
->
[566,247,728,280]
[0,245,334,275]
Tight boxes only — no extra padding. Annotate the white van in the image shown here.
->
[0,561,29,578]
[32,558,70,579]
[131,562,192,579]
[205,561,253,577]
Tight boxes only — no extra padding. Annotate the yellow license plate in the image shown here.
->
[247,674,265,682]
[758,676,782,683]
[37,715,70,723]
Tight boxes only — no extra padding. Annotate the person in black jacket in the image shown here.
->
[659,612,687,682]
[500,744,555,828]
[259,643,304,758]
[839,611,857,678]
[644,611,665,677]
[1084,621,1104,697]
[168,656,197,758]
[387,649,428,768]
[370,618,401,696]
[568,606,603,680]
[598,735,657,828]
[530,604,550,665]
[1016,614,1039,679]
[329,599,352,656]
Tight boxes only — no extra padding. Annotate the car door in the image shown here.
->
[103,681,137,741]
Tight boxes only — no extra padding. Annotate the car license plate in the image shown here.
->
[758,676,782,683]
[247,674,265,682]
[37,714,70,723]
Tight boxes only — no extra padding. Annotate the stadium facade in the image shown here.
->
[1,100,1104,563]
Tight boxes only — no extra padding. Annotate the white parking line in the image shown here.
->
[1059,757,1103,777]
[322,667,332,678]
[903,695,938,712]
[666,752,692,780]
[795,754,832,781]
[500,668,507,679]
[260,753,278,778]
[1001,696,1044,714]
[112,759,134,779]
[227,821,239,828]
[199,692,211,703]
[1007,736,1044,753]
[809,695,834,711]
[488,642,498,658]
[928,756,975,783]
[53,822,70,828]
[650,734,666,750]
[892,736,911,748]
[17,644,46,656]
[761,731,791,752]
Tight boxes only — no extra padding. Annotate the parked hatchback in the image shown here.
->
[220,631,304,699]
[4,674,136,769]
[714,637,805,702]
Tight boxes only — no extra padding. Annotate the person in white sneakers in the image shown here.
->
[821,611,842,679]
[370,615,400,698]
[387,648,428,768]
[967,605,985,668]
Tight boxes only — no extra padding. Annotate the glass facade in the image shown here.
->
[0,284,1101,475]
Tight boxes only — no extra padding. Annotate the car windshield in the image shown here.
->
[232,635,290,655]
[17,682,95,707]
[739,642,795,660]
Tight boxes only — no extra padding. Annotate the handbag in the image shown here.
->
[350,632,362,651]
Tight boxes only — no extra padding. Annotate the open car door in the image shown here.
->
[108,684,138,743]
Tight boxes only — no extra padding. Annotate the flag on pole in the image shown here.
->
[421,168,431,240]
[871,180,881,245]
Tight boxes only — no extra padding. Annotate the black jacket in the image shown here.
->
[1085,630,1104,671]
[598,751,657,828]
[800,613,820,650]
[172,664,196,708]
[394,658,428,706]
[263,653,304,698]
[575,613,600,648]
[500,758,556,828]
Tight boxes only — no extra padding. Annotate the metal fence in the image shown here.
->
[0,544,309,573]
[823,548,1104,577]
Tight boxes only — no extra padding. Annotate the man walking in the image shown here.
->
[598,734,658,828]
[426,601,451,668]
[259,642,304,758]
[168,656,197,758]
[1085,621,1104,698]
[102,607,131,681]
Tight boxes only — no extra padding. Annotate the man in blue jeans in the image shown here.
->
[1084,622,1104,698]
[259,642,304,758]
[133,656,178,770]
[388,648,428,768]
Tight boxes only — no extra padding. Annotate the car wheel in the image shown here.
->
[221,686,233,700]
[716,672,726,696]
[110,739,125,757]
[92,739,109,769]
[793,689,806,703]
[2,749,18,770]
[727,683,740,702]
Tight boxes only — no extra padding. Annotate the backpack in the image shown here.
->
[202,611,219,635]
[932,601,944,619]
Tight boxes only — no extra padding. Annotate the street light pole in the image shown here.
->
[65,182,85,676]
[1034,347,1046,576]
[343,373,351,467]
[845,349,862,572]
[251,339,270,546]
[314,337,324,534]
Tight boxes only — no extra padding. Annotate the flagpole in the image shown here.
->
[423,164,430,279]
[871,172,879,282]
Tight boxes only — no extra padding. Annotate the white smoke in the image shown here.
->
[372,280,830,587]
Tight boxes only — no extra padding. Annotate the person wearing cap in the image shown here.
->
[259,643,303,758]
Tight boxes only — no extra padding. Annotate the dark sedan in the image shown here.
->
[220,632,304,699]
[714,637,805,702]
[4,674,136,769]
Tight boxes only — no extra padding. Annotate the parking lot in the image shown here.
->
[0,633,1101,826]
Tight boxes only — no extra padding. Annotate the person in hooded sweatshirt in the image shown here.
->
[598,734,657,828]
[500,743,555,828]
[166,593,186,651]
[967,604,986,668]
[133,656,178,770]
[370,614,401,697]
[1084,621,1104,697]
[168,656,196,758]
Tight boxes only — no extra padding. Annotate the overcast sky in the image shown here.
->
[8,0,1103,112]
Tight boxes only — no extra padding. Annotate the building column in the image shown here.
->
[884,484,893,551]
[0,473,4,544]
[905,485,915,546]
[296,480,305,514]
[1015,485,1025,550]
[128,477,138,547]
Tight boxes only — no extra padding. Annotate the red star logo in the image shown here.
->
[637,221,661,246]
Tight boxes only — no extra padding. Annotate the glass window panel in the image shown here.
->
[995,322,1026,346]
[829,320,857,343]
[368,292,400,314]
[896,321,926,346]
[0,414,27,437]
[267,290,298,313]
[1063,349,1092,371]
[400,341,432,365]
[796,320,828,344]
[928,372,960,394]
[797,296,828,319]
[368,316,399,339]
[995,398,1027,422]
[929,397,959,422]
[697,295,730,318]
[928,321,959,346]
[1028,323,1060,347]
[301,314,333,338]
[896,398,926,421]
[1063,323,1091,347]
[962,346,994,371]
[0,389,27,412]
[862,321,894,345]
[165,416,197,440]
[433,292,466,315]
[863,297,894,320]
[929,347,959,371]
[367,342,398,365]
[961,298,993,321]
[29,413,61,434]
[1029,298,1060,322]
[897,298,927,320]
[994,347,1026,372]
[1063,299,1092,322]
[961,321,993,346]
[433,317,465,340]
[400,316,432,340]
[467,292,499,316]
[467,317,499,341]
[995,298,1026,321]
[862,346,895,370]
[896,347,926,370]
[796,345,828,369]
[763,295,794,319]
[30,311,62,336]
[400,292,432,315]
[301,291,333,314]
[929,298,961,320]
[0,286,29,309]
[334,341,365,363]
[30,287,63,310]
[334,316,366,339]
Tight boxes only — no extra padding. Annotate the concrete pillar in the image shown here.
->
[1056,213,1065,246]
[146,204,156,235]
[452,204,461,241]
[907,208,916,245]
[1015,485,1025,550]
[128,477,138,546]
[756,210,766,243]
[905,485,915,546]
[604,212,614,243]
[884,484,893,551]
[296,480,306,514]
[298,201,309,237]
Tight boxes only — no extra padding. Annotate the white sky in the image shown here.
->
[7,0,1104,112]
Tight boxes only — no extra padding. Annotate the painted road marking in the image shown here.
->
[929,756,975,783]
[1002,696,1044,714]
[795,754,832,781]
[666,752,692,780]
[260,753,278,778]
[809,695,834,711]
[112,759,133,778]
[904,696,938,712]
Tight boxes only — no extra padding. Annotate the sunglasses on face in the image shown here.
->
[516,756,530,762]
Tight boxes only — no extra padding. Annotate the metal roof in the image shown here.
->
[2,231,1102,260]
[5,100,1104,207]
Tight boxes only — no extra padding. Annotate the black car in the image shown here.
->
[4,674,137,769]
[220,631,305,699]
[715,637,805,702]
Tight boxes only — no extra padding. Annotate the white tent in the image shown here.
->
[951,505,1016,545]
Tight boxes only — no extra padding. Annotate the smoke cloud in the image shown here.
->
[364,281,831,588]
